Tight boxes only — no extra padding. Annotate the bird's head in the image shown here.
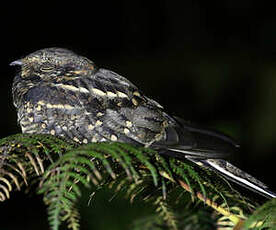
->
[10,48,96,81]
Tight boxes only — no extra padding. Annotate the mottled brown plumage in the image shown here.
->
[10,48,276,198]
[12,48,168,146]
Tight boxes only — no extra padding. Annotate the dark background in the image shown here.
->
[1,1,276,229]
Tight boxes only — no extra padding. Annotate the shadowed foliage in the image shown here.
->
[0,134,275,230]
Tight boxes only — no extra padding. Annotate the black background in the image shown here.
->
[1,1,276,229]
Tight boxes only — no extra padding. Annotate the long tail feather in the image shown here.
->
[187,157,276,199]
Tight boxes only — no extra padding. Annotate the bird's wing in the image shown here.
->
[153,116,239,159]
[85,68,239,157]
[86,68,193,146]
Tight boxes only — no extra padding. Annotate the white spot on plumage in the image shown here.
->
[91,137,97,142]
[45,103,75,110]
[124,128,130,135]
[37,100,45,105]
[83,138,88,144]
[92,88,106,96]
[88,124,94,130]
[97,112,104,117]
[27,107,32,113]
[132,98,139,106]
[36,101,78,110]
[45,104,61,109]
[133,91,141,97]
[192,161,204,166]
[79,87,90,93]
[64,104,75,110]
[111,135,118,141]
[73,137,80,142]
[95,120,103,126]
[126,121,132,127]
[36,105,42,111]
[106,91,117,98]
[55,83,90,94]
[117,91,128,98]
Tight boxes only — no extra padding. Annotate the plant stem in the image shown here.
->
[159,171,245,229]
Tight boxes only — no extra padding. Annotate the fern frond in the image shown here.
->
[131,203,217,230]
[154,196,178,230]
[0,134,76,201]
[0,134,274,230]
[242,198,276,230]
[39,142,168,229]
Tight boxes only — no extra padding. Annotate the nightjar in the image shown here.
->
[11,48,276,198]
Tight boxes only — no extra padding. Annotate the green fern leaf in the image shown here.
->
[1,134,274,230]
[242,198,276,230]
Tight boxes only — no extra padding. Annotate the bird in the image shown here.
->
[10,47,276,199]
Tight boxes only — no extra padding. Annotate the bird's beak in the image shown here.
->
[10,59,23,66]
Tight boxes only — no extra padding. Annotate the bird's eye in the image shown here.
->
[40,64,54,72]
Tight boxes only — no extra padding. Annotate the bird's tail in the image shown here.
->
[155,117,276,199]
[186,157,276,199]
